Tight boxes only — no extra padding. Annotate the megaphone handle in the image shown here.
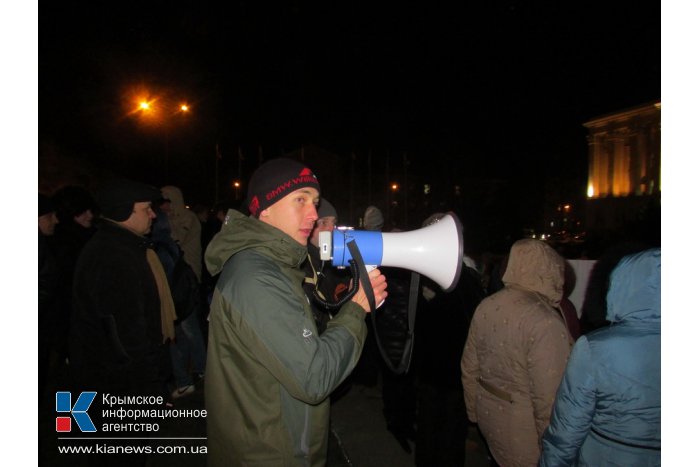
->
[364,265,385,308]
[346,240,380,312]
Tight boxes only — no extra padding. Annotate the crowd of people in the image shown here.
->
[39,157,660,466]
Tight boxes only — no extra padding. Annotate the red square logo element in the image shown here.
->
[56,417,71,432]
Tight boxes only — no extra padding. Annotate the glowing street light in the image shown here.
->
[125,86,196,178]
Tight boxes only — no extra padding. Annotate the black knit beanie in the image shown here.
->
[53,186,96,221]
[317,198,337,220]
[246,158,320,217]
[96,178,161,222]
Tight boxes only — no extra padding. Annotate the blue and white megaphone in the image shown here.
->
[318,211,464,292]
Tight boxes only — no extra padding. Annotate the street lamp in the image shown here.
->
[134,94,192,176]
[390,183,399,207]
[232,180,241,200]
[162,101,191,176]
[125,86,197,180]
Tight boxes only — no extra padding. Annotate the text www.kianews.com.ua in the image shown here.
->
[58,443,206,455]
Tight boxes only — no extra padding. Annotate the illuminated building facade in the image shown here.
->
[585,101,660,198]
[584,102,660,232]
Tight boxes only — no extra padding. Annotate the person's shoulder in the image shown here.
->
[503,286,550,310]
[222,249,281,283]
[183,209,201,224]
[79,229,115,253]
[473,290,500,311]
[218,249,294,302]
[80,227,143,262]
[480,286,528,309]
[490,287,564,325]
[584,323,631,345]
[75,243,145,290]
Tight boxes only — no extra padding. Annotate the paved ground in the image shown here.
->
[40,371,491,466]
[329,382,491,467]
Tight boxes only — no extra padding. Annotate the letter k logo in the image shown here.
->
[56,391,97,432]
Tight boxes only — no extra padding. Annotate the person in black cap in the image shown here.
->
[69,178,176,465]
[204,158,388,467]
[38,193,59,236]
[302,197,352,333]
[39,194,59,404]
[49,186,98,367]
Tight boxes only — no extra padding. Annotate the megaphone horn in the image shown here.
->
[319,212,464,292]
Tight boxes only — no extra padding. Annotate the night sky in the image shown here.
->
[40,1,660,232]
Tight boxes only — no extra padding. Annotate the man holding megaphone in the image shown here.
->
[204,158,387,467]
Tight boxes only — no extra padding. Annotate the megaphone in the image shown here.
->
[318,211,464,292]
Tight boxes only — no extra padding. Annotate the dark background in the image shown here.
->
[39,1,660,250]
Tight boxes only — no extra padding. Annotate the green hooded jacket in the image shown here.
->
[205,209,367,466]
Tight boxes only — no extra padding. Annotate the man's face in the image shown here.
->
[259,188,319,245]
[159,200,172,215]
[310,216,336,248]
[196,210,209,223]
[74,209,94,229]
[38,212,59,236]
[121,201,156,236]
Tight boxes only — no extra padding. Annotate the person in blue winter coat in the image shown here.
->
[539,248,660,466]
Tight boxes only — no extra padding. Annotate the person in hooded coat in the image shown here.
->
[160,185,202,282]
[539,248,661,467]
[461,239,572,467]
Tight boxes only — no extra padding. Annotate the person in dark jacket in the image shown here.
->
[39,194,59,404]
[205,159,388,467]
[151,209,206,400]
[49,186,97,364]
[413,212,487,466]
[540,248,660,466]
[348,205,387,389]
[303,197,350,333]
[376,265,420,453]
[560,261,582,340]
[415,259,485,466]
[358,207,421,453]
[69,179,175,466]
[71,178,174,395]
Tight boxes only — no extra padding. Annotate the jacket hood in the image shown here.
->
[606,248,660,323]
[502,239,565,307]
[205,209,308,276]
[161,186,186,215]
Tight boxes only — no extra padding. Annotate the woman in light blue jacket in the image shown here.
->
[539,248,660,466]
